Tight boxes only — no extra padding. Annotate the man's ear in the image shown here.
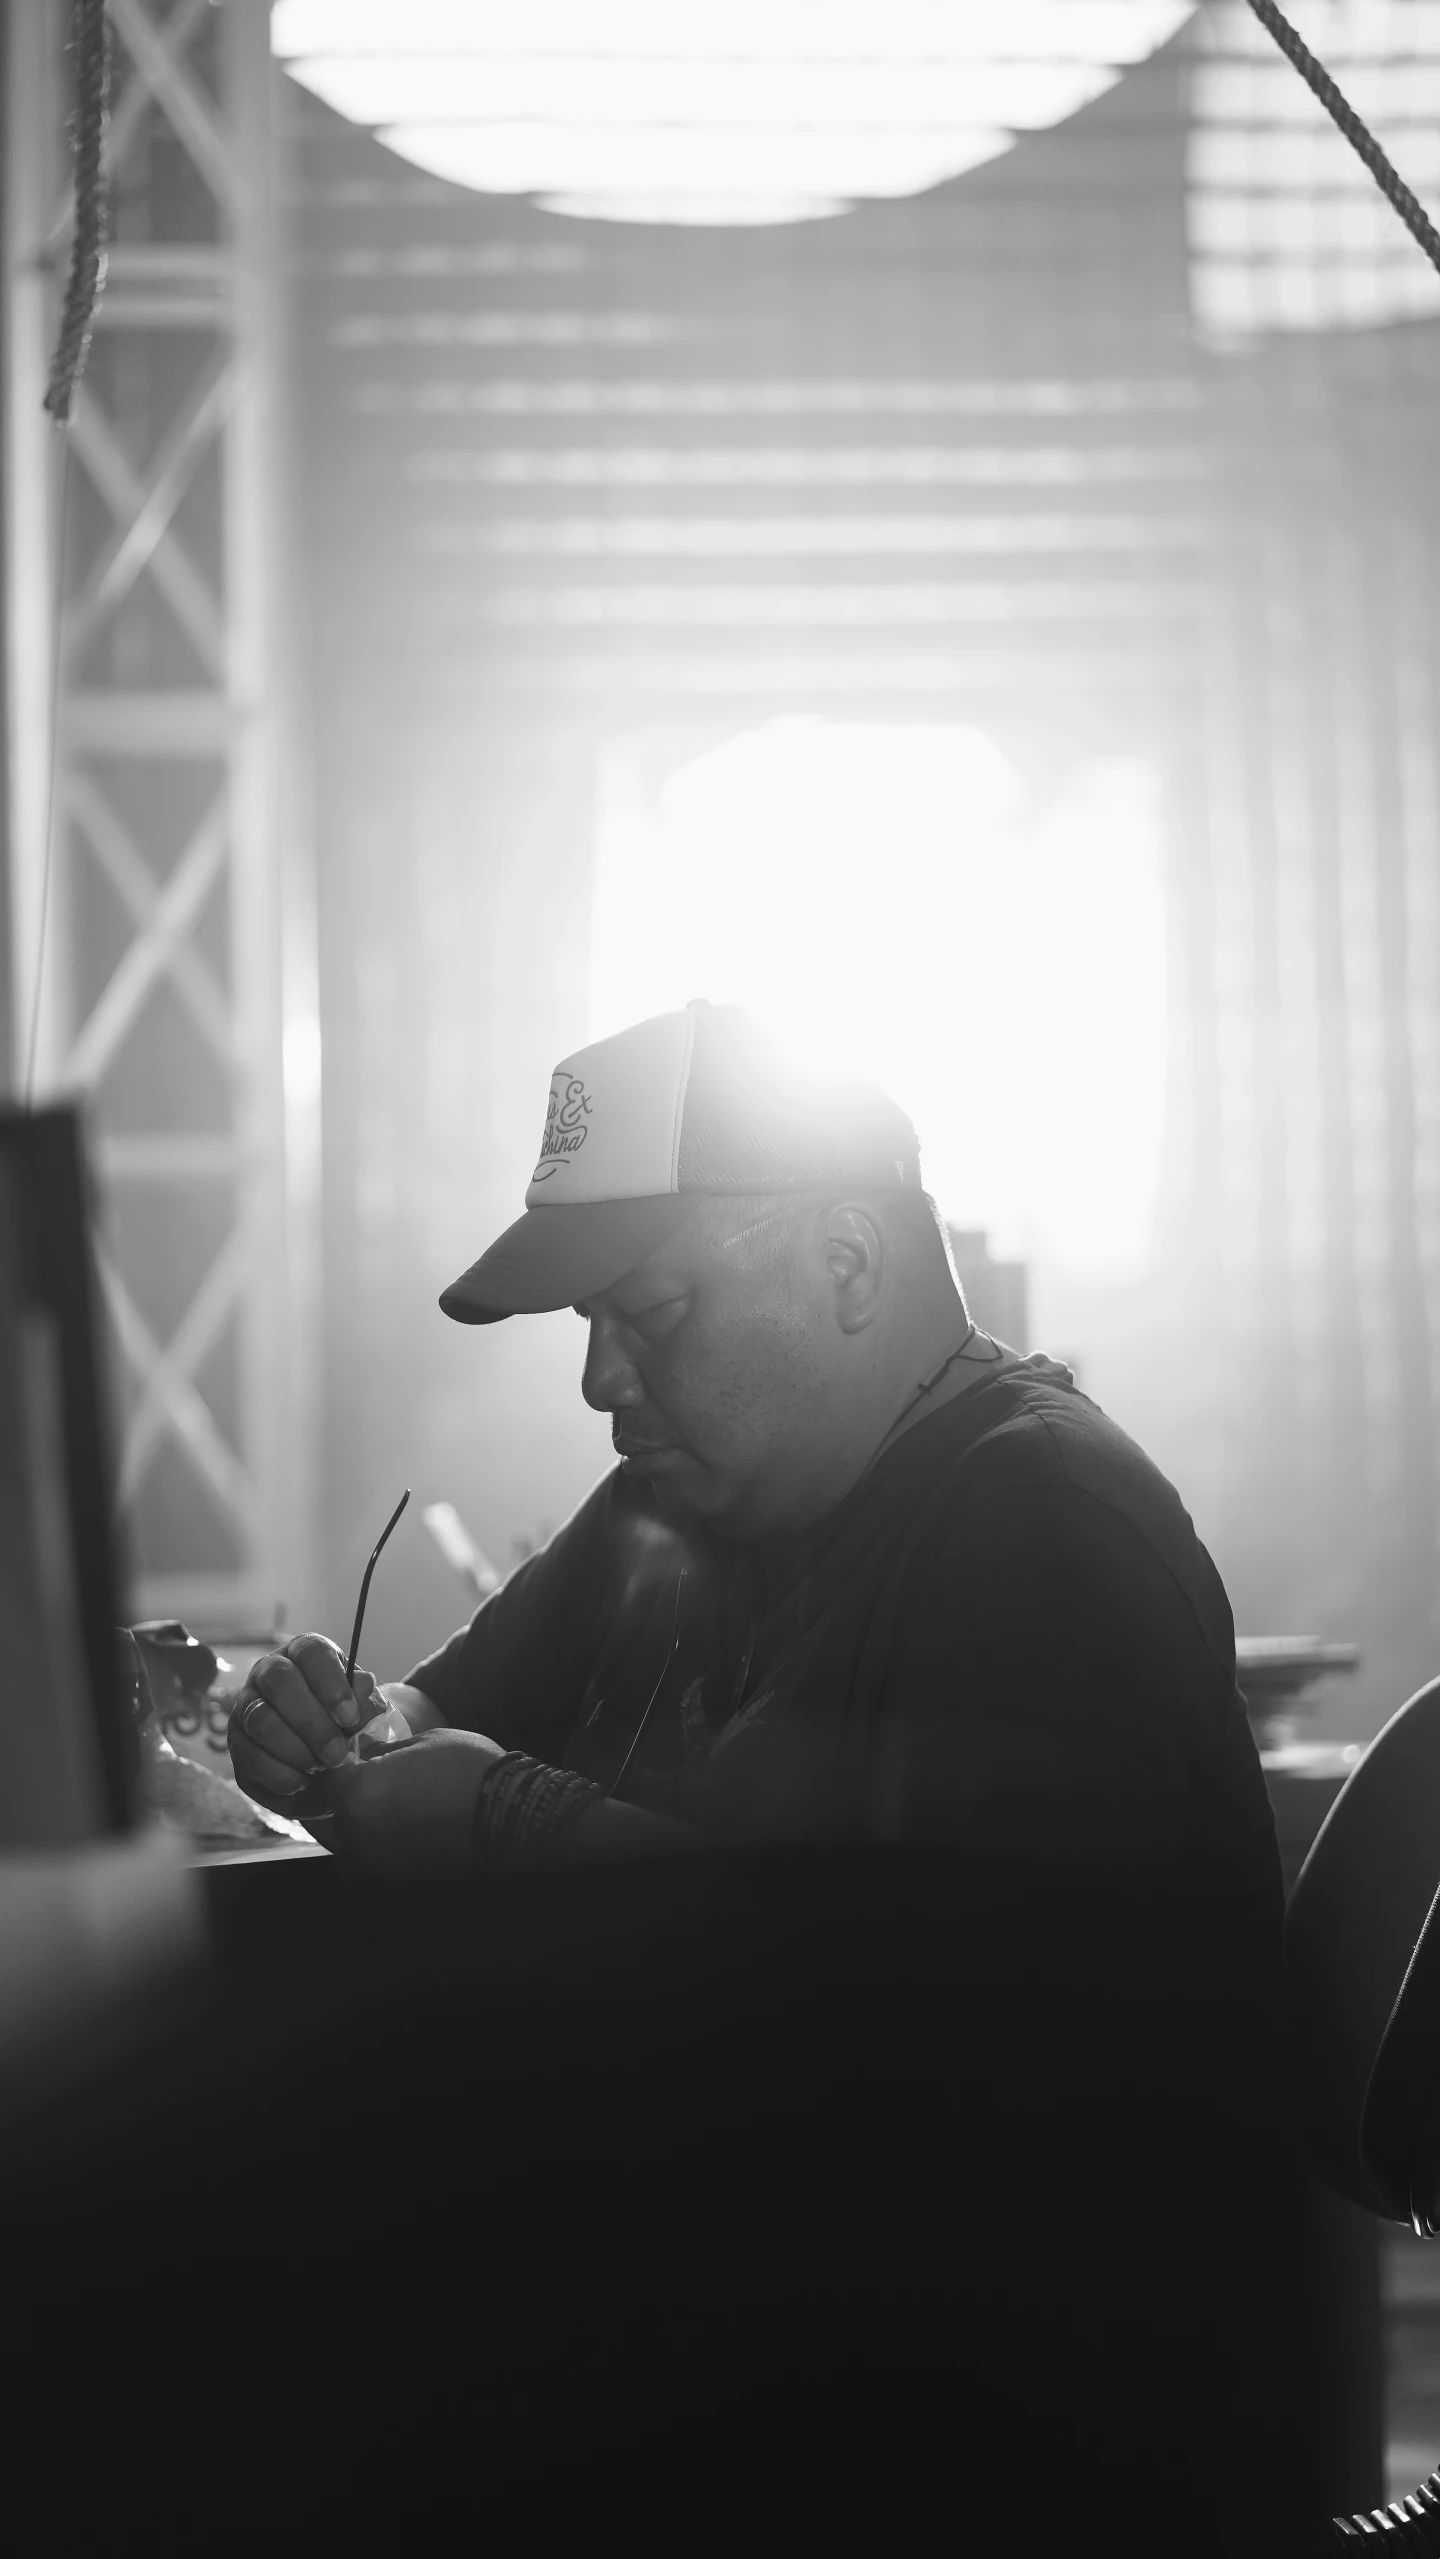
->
[823,1203,884,1335]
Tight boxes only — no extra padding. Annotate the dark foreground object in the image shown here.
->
[0,1845,1321,2554]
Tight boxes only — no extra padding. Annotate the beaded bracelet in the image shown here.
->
[472,1752,604,1870]
[497,1759,602,1864]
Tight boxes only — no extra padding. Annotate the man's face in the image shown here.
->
[576,1201,833,1539]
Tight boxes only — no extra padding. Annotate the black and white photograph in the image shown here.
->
[3,5,1440,2550]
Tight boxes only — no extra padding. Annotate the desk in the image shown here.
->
[182,1711,1388,2514]
[2,1839,1310,2553]
[191,1837,327,1868]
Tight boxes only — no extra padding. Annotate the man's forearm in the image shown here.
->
[472,1748,693,1867]
[551,1795,692,1863]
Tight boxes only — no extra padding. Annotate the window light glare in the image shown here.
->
[592,723,1169,1282]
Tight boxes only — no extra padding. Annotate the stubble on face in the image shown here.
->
[619,1198,830,1536]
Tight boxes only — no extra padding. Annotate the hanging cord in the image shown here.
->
[23,434,74,1106]
[44,0,111,423]
[25,4,109,1100]
[1245,0,1440,281]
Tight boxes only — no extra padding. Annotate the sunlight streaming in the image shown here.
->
[592,722,1169,1281]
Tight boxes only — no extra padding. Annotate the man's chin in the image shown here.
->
[618,1444,687,1491]
[617,1441,681,1474]
[617,1445,714,1519]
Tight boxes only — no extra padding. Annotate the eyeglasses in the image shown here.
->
[345,1487,410,1691]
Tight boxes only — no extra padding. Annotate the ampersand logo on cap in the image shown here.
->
[532,1074,593,1183]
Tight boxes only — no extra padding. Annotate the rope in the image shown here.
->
[22,436,73,1105]
[1245,0,1440,282]
[28,5,107,1092]
[44,0,111,425]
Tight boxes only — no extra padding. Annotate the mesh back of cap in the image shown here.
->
[675,1006,921,1193]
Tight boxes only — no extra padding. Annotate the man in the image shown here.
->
[222,1001,1311,2551]
[228,997,1278,1915]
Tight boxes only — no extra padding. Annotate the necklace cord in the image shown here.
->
[915,1322,981,1400]
[880,1322,1008,1457]
[609,1568,687,1800]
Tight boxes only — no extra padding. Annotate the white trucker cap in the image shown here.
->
[440,999,922,1324]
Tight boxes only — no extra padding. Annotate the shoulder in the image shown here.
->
[914,1360,1237,1679]
[931,1358,1198,1543]
[970,1362,1191,1522]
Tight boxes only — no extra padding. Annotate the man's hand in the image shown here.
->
[295,1728,505,1872]
[227,1633,386,1811]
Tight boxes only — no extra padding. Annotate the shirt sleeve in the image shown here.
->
[405,1467,621,1756]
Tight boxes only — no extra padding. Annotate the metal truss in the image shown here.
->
[3,0,316,1636]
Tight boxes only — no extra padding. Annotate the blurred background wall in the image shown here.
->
[6,2,1440,1738]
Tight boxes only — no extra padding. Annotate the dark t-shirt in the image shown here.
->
[410,1349,1281,1911]
[408,1353,1318,2546]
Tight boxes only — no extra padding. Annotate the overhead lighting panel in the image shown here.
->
[273,0,1196,227]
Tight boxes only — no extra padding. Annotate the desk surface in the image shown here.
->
[190,1745,1367,1878]
[191,1836,329,1867]
[1237,1637,1362,1698]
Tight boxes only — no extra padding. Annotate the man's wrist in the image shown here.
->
[471,1754,605,1869]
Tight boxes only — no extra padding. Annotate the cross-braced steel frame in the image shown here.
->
[2,0,316,1636]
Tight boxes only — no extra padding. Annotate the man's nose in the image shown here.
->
[581,1313,645,1413]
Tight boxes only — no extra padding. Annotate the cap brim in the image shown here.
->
[439,1194,700,1324]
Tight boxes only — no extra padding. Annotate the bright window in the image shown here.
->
[591,721,1170,1281]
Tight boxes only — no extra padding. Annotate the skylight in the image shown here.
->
[273,0,1196,228]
